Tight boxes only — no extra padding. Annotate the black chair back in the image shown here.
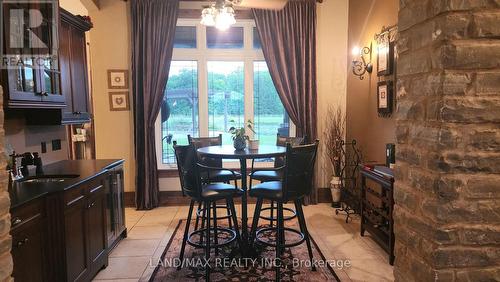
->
[188,134,223,168]
[275,134,307,168]
[173,141,202,199]
[282,140,319,201]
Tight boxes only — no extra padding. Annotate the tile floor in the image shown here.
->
[93,204,394,282]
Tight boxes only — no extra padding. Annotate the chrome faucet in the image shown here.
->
[9,152,24,181]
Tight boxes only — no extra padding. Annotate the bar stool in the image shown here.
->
[188,134,241,232]
[249,141,319,281]
[173,142,243,281]
[249,134,306,227]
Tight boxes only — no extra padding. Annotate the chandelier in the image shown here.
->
[201,0,236,31]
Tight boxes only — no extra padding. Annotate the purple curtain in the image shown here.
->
[131,0,178,210]
[253,0,318,203]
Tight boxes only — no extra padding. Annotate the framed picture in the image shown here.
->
[107,69,129,89]
[377,81,393,116]
[377,41,394,76]
[109,92,130,111]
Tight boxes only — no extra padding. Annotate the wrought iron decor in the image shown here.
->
[351,43,373,80]
[335,139,362,223]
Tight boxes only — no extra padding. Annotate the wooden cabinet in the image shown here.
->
[10,199,45,282]
[59,9,92,124]
[360,166,395,265]
[63,177,108,282]
[1,2,65,108]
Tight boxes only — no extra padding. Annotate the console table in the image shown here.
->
[360,165,395,265]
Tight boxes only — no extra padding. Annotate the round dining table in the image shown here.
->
[197,144,286,254]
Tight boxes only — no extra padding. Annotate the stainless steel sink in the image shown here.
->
[19,174,79,183]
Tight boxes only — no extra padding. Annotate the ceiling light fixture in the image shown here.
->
[201,0,236,31]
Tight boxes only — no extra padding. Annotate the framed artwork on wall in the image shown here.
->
[109,92,130,111]
[377,40,394,76]
[107,69,129,89]
[377,80,393,116]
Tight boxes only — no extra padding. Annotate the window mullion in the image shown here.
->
[244,58,254,140]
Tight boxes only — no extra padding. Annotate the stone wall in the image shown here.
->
[0,86,12,280]
[394,0,500,280]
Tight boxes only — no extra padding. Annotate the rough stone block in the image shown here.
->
[440,97,500,123]
[441,41,500,70]
[471,11,500,38]
[431,246,499,268]
[462,227,500,245]
[475,71,500,95]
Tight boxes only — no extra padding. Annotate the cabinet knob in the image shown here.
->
[16,238,28,247]
[12,217,22,226]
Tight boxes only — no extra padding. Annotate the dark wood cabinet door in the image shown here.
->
[11,217,44,282]
[60,9,92,124]
[87,183,107,266]
[64,194,89,282]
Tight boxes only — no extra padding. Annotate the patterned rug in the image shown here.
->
[150,218,339,281]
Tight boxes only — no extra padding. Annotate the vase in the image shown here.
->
[248,139,259,150]
[233,136,246,150]
[330,176,342,208]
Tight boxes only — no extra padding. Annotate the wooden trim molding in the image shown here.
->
[124,187,332,208]
[158,169,179,178]
[179,9,253,19]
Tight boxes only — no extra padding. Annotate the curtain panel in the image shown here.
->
[253,0,318,203]
[131,0,179,210]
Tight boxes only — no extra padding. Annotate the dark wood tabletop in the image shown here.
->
[197,145,286,159]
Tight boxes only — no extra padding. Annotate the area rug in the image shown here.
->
[149,219,340,281]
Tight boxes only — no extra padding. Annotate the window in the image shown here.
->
[208,61,244,144]
[161,61,198,164]
[173,26,197,48]
[156,20,293,167]
[253,61,289,145]
[206,26,244,49]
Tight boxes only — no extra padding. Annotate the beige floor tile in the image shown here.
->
[94,256,150,280]
[110,239,160,257]
[344,258,394,281]
[128,225,168,239]
[135,213,176,227]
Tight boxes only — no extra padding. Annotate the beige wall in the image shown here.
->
[88,0,135,192]
[346,0,398,164]
[315,0,349,188]
[60,0,88,15]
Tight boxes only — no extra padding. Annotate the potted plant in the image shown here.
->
[324,105,346,208]
[229,120,256,151]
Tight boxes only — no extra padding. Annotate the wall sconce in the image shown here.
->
[351,42,373,80]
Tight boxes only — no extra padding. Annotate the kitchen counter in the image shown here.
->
[9,159,124,209]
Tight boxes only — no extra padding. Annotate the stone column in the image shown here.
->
[0,85,12,280]
[395,0,500,280]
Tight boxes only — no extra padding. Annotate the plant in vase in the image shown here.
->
[229,120,256,151]
[324,105,346,208]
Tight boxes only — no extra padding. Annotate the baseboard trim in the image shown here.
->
[124,187,332,208]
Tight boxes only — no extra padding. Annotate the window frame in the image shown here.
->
[156,19,295,170]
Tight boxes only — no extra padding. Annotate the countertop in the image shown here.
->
[9,159,124,209]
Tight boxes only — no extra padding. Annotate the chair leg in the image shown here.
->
[270,200,275,227]
[276,202,284,282]
[227,198,242,253]
[205,201,211,282]
[200,202,207,244]
[295,199,315,271]
[194,202,202,231]
[226,199,233,229]
[178,199,195,270]
[249,198,263,246]
[212,201,219,256]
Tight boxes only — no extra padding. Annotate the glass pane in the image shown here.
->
[208,61,244,145]
[174,26,196,48]
[253,27,261,49]
[206,27,244,49]
[253,61,289,147]
[162,61,199,164]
